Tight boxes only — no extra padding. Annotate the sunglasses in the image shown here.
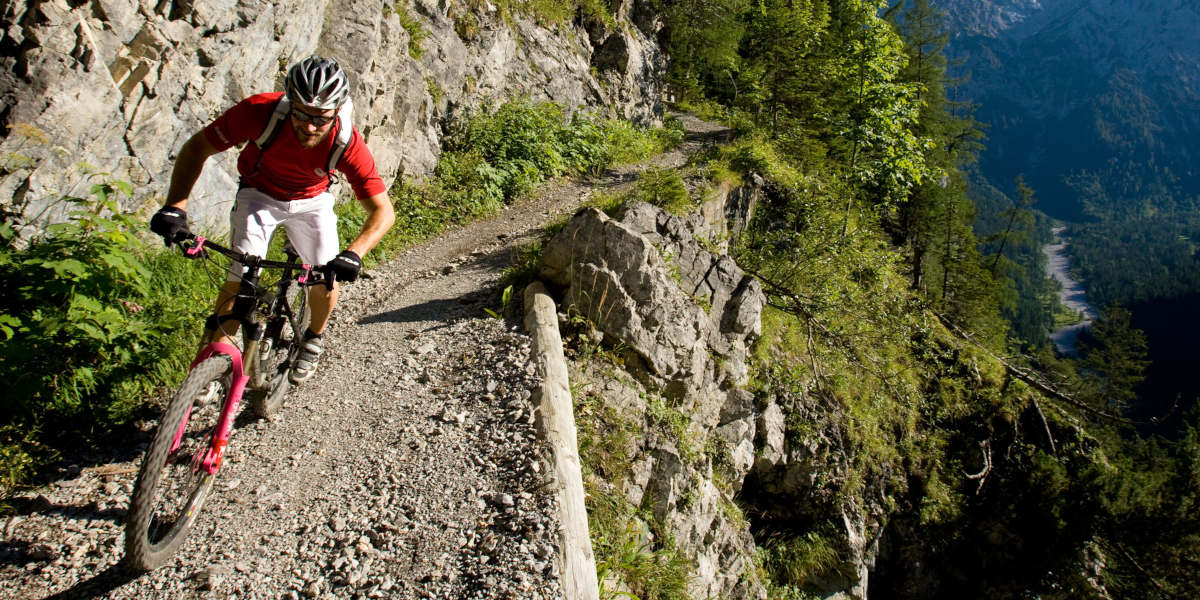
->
[290,109,336,126]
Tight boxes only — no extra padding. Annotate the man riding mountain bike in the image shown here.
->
[150,56,395,384]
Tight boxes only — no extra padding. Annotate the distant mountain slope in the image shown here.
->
[935,0,1200,220]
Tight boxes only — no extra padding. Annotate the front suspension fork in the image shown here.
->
[170,342,250,475]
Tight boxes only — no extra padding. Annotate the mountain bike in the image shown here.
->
[124,233,331,571]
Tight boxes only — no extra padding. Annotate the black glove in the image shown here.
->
[150,206,189,247]
[326,250,362,282]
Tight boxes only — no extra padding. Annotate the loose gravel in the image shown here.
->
[0,114,728,599]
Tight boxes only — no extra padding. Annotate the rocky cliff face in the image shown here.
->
[540,190,769,599]
[539,179,898,598]
[935,0,1045,37]
[939,0,1200,117]
[0,0,665,233]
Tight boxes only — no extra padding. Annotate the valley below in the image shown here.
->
[1043,226,1098,356]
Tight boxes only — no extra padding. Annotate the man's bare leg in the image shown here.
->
[306,282,337,335]
[211,280,242,346]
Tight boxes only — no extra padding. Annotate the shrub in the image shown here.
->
[0,424,39,504]
[0,179,210,497]
[348,100,669,266]
[759,531,841,589]
[384,0,428,58]
[655,115,687,151]
[588,485,693,600]
[635,167,691,215]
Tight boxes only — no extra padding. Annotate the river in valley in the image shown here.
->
[1043,226,1100,356]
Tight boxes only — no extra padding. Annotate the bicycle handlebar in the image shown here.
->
[179,233,336,289]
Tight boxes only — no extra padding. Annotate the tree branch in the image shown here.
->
[964,438,991,494]
[1103,538,1175,598]
[1031,397,1057,455]
[931,311,1137,425]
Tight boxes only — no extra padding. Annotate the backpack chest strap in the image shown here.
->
[326,99,353,174]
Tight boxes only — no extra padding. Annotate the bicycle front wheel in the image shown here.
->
[125,355,232,572]
[249,284,309,418]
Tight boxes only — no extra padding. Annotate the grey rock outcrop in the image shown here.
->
[754,400,786,471]
[747,367,887,600]
[542,195,768,599]
[543,177,890,598]
[540,201,763,403]
[570,360,767,600]
[1,0,664,234]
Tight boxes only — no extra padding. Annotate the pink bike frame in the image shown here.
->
[169,342,248,475]
[165,234,315,476]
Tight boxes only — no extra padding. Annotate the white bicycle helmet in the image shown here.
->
[285,56,350,110]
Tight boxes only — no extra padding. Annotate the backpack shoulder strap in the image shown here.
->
[325,98,354,175]
[254,96,292,151]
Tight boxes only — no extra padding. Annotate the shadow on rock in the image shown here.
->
[40,561,139,600]
[11,495,127,523]
[358,294,488,325]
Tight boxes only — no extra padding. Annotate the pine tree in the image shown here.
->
[886,0,1002,341]
[657,0,748,101]
[1077,307,1150,413]
[892,0,952,291]
[985,175,1037,275]
[739,0,831,136]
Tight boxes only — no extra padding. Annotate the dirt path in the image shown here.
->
[0,114,730,599]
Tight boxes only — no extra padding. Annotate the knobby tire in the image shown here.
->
[124,355,232,572]
[249,284,309,418]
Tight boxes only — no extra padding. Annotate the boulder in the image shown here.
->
[541,207,711,391]
[618,202,764,383]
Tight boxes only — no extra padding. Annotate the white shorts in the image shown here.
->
[226,187,339,280]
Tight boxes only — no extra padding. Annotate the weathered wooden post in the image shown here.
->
[524,281,600,600]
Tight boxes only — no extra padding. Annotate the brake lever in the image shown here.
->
[296,264,313,286]
[295,264,334,291]
[298,265,335,291]
[183,236,208,259]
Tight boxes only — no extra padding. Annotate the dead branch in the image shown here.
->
[752,268,906,387]
[1031,397,1058,455]
[931,311,1137,425]
[804,318,827,396]
[964,439,992,494]
[749,268,1146,429]
[1104,538,1174,598]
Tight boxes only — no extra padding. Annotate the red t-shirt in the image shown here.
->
[203,92,386,201]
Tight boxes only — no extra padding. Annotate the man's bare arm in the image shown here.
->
[165,132,221,209]
[344,192,395,257]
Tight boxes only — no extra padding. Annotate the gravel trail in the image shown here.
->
[0,114,728,599]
